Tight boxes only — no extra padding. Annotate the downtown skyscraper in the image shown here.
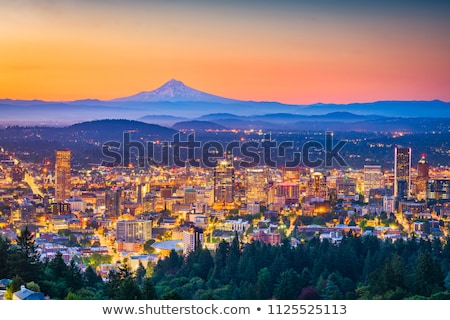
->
[394,146,411,199]
[55,150,71,202]
[213,160,235,204]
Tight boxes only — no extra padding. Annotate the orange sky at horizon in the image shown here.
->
[1,0,449,104]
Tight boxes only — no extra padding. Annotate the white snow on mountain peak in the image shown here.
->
[112,79,237,103]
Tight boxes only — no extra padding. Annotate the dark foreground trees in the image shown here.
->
[1,227,450,300]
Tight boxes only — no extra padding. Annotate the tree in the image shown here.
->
[84,266,102,288]
[117,277,142,300]
[7,226,41,282]
[274,269,301,299]
[414,252,444,297]
[224,235,241,283]
[66,259,84,291]
[445,271,450,291]
[312,216,326,226]
[255,267,272,299]
[0,236,10,277]
[26,281,40,293]
[136,262,146,286]
[5,275,25,300]
[299,286,321,300]
[47,252,68,280]
[143,239,156,253]
[142,277,158,299]
[118,261,133,280]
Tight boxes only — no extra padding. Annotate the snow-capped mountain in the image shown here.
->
[112,79,238,103]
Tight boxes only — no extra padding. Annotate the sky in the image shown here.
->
[1,0,449,104]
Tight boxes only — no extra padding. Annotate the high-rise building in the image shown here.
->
[55,150,71,202]
[213,160,234,204]
[363,165,383,202]
[116,219,152,242]
[182,226,204,255]
[245,168,268,203]
[105,188,123,217]
[394,146,411,199]
[417,154,429,179]
[415,154,429,196]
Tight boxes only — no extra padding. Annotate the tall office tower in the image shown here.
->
[55,150,71,202]
[214,160,235,204]
[182,226,204,255]
[416,154,429,195]
[363,165,383,202]
[246,168,268,203]
[106,188,123,217]
[394,146,411,199]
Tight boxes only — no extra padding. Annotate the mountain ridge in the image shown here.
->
[111,79,238,103]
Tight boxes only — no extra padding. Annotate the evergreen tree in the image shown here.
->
[255,267,272,299]
[142,277,158,299]
[83,266,102,289]
[66,259,84,292]
[136,262,146,286]
[224,235,241,283]
[0,236,10,278]
[211,240,229,282]
[414,252,444,297]
[117,277,142,300]
[7,226,41,282]
[274,268,301,299]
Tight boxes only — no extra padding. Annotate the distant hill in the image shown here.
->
[172,120,227,131]
[69,119,177,139]
[1,80,449,126]
[138,115,188,127]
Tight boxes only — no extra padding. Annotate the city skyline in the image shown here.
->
[1,0,450,304]
[1,0,450,104]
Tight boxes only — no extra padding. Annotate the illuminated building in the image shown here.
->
[336,176,357,199]
[415,154,429,196]
[105,188,123,217]
[383,196,395,214]
[55,150,71,202]
[426,180,450,201]
[394,146,411,199]
[363,165,383,202]
[307,172,328,199]
[276,182,299,205]
[182,225,204,255]
[116,219,152,242]
[184,189,197,204]
[282,167,300,183]
[245,168,268,203]
[213,160,234,204]
[248,230,281,246]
